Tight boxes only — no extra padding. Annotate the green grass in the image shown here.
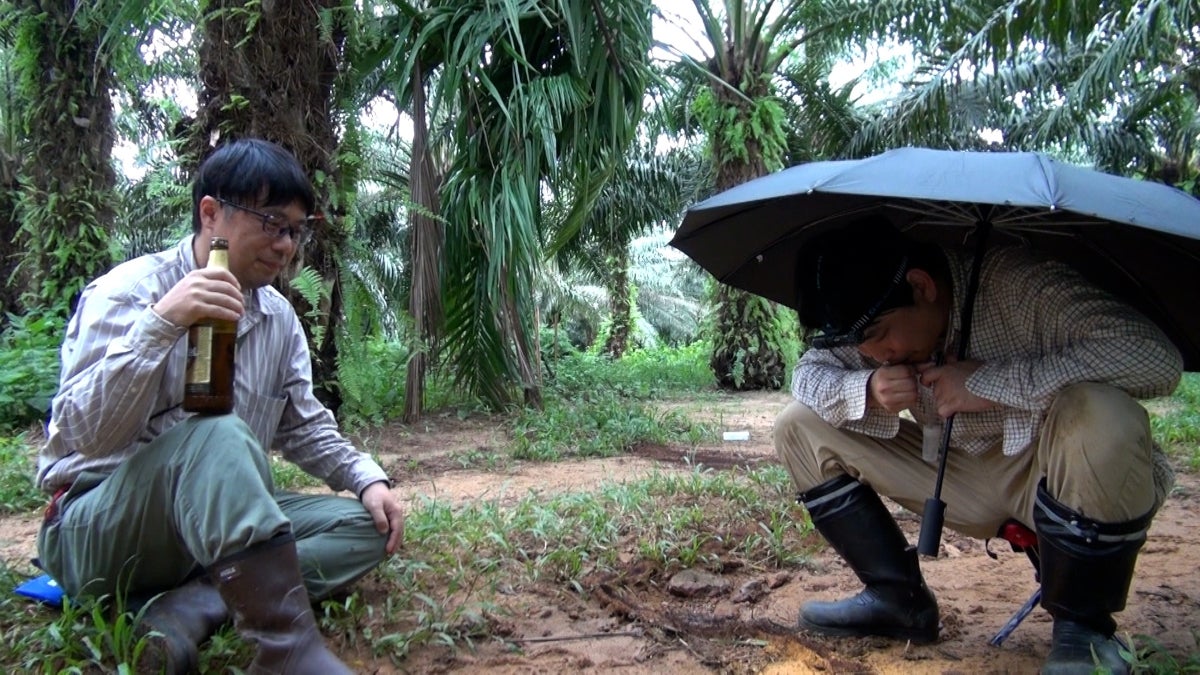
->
[357,462,806,663]
[1120,632,1200,673]
[544,342,717,399]
[507,390,712,461]
[269,454,326,491]
[0,566,154,672]
[1151,373,1200,470]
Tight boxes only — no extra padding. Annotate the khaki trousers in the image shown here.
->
[775,383,1157,539]
[38,415,386,601]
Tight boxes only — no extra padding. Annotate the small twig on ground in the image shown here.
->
[676,635,705,661]
[512,630,644,643]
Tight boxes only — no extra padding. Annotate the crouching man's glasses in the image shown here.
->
[213,197,320,246]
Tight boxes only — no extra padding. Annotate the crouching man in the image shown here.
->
[776,217,1180,674]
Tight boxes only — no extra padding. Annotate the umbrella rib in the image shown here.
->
[712,202,886,282]
[710,199,1126,286]
[1070,230,1200,322]
[899,200,1106,227]
[894,200,976,224]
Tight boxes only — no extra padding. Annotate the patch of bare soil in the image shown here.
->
[5,391,1198,674]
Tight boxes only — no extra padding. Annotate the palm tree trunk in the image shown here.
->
[601,250,632,359]
[704,82,788,391]
[12,0,117,314]
[709,287,787,389]
[0,151,21,318]
[404,57,443,423]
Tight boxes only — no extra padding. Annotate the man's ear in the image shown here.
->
[906,268,938,303]
[197,195,220,233]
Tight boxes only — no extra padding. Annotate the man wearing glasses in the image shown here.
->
[36,138,402,674]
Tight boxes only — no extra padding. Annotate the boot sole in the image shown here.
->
[798,616,939,645]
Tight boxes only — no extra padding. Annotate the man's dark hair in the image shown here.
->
[191,138,316,233]
[797,215,948,349]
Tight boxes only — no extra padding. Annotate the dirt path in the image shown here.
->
[5,391,1198,673]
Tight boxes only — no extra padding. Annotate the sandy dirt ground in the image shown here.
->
[3,390,1197,674]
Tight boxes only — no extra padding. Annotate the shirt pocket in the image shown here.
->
[239,390,287,451]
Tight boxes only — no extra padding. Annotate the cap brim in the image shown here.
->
[810,331,863,350]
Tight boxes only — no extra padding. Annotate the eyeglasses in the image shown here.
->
[213,197,319,246]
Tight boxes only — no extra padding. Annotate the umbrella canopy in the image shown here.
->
[671,147,1200,370]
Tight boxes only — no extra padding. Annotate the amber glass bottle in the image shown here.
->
[183,237,236,414]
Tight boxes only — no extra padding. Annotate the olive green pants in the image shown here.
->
[37,415,386,601]
[775,383,1161,539]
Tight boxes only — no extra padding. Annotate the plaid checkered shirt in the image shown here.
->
[790,245,1183,458]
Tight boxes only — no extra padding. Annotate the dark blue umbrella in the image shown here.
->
[672,147,1200,370]
[671,146,1200,560]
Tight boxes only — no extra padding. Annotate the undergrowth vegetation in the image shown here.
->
[0,310,62,435]
[507,342,718,461]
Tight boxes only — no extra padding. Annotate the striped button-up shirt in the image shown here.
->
[38,236,388,495]
[791,245,1183,457]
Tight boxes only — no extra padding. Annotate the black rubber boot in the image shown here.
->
[1035,481,1152,675]
[797,475,939,644]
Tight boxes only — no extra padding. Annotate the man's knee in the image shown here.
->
[775,400,822,454]
[1051,382,1145,420]
[1046,383,1151,465]
[176,414,257,447]
[296,500,388,601]
[1043,383,1155,520]
[774,401,829,490]
[169,415,272,478]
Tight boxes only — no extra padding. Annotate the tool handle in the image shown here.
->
[918,497,945,557]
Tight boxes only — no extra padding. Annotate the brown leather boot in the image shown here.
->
[209,533,353,675]
[135,575,229,674]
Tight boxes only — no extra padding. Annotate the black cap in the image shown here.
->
[797,217,916,349]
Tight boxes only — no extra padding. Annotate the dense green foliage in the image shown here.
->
[511,344,717,460]
[709,290,802,390]
[0,434,43,513]
[0,311,62,434]
[0,0,1197,670]
[558,341,718,396]
[3,0,1199,416]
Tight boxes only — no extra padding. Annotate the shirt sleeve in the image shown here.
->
[271,312,389,496]
[966,252,1183,410]
[790,346,902,439]
[47,282,186,460]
